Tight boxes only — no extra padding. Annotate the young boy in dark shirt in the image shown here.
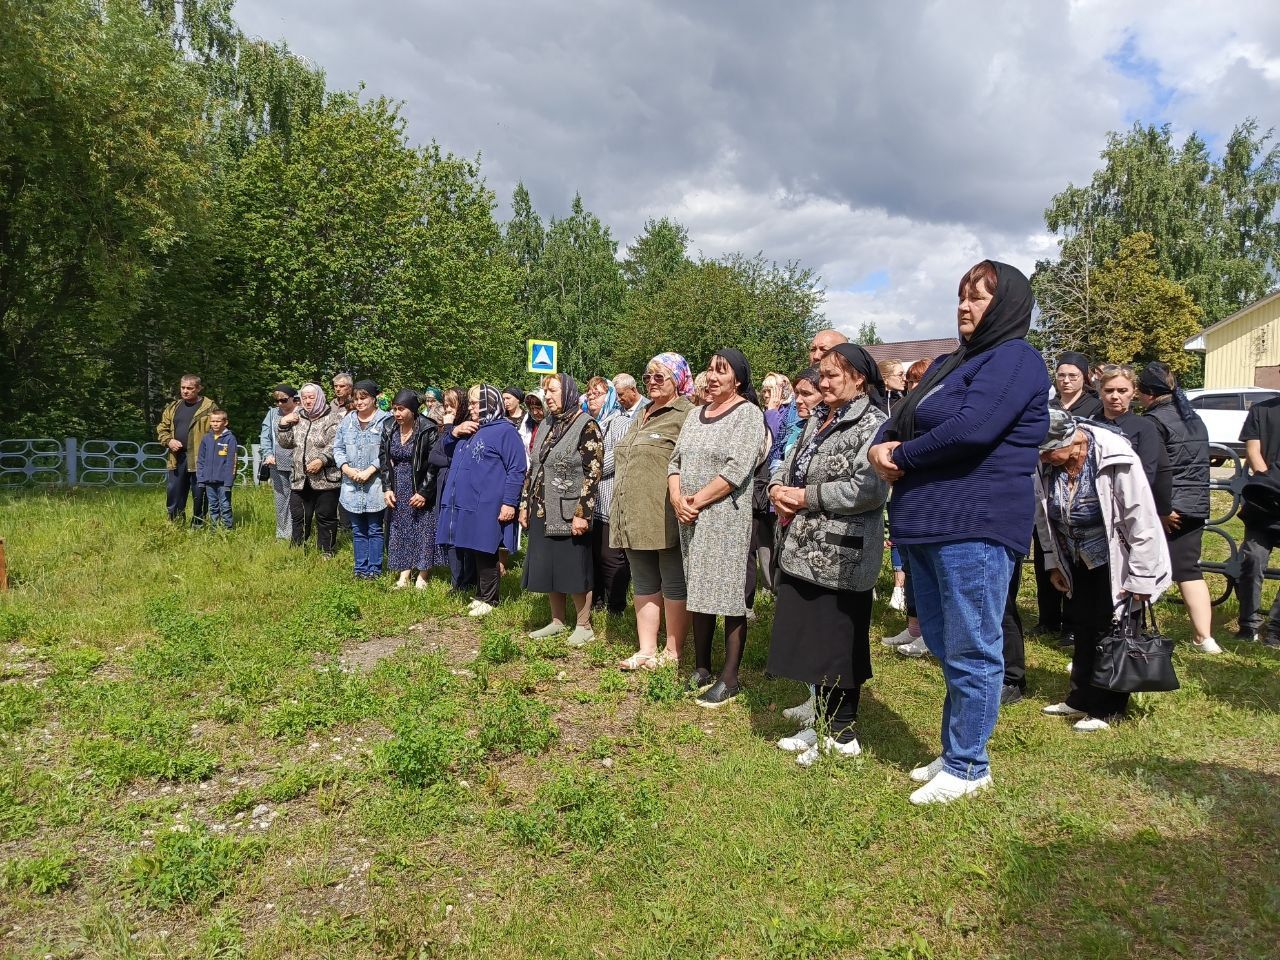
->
[196,410,238,529]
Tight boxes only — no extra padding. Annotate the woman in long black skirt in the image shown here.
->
[766,345,890,766]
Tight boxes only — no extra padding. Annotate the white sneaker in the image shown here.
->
[1073,717,1110,732]
[528,620,568,639]
[466,598,481,611]
[566,626,594,648]
[776,727,818,752]
[1192,637,1222,655]
[881,627,916,647]
[745,608,758,624]
[896,636,930,658]
[909,757,945,783]
[909,770,992,805]
[1065,661,1073,675]
[468,601,494,618]
[782,696,816,723]
[889,585,906,612]
[1042,702,1085,717]
[796,736,861,767]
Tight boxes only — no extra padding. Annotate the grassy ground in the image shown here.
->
[0,486,1277,960]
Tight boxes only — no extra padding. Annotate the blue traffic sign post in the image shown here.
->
[527,339,558,374]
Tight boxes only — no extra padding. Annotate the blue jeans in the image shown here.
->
[203,483,233,529]
[350,509,386,577]
[901,540,1014,780]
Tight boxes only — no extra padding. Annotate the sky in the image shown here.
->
[231,0,1280,343]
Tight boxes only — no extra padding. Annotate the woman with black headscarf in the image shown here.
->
[1053,352,1103,419]
[519,373,604,647]
[382,388,442,589]
[767,344,889,764]
[1138,361,1219,654]
[868,261,1050,805]
[668,348,769,708]
[436,384,527,616]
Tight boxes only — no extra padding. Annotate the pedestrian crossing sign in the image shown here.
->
[527,339,558,374]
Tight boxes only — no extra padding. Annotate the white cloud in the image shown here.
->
[231,0,1280,342]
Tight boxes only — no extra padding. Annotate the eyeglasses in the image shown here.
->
[642,373,668,385]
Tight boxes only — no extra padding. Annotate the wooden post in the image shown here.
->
[0,537,7,592]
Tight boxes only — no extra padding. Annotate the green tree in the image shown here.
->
[856,321,883,346]
[1090,233,1203,376]
[622,218,691,296]
[1040,120,1280,326]
[0,0,215,438]
[530,194,627,380]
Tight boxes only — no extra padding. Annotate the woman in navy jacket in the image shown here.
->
[869,260,1049,806]
[436,384,527,616]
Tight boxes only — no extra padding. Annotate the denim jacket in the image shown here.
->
[334,409,392,513]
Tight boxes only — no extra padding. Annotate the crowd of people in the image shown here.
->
[155,257,1261,806]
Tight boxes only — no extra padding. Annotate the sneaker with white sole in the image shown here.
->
[796,736,861,767]
[776,727,818,752]
[909,770,992,805]
[1042,702,1085,717]
[565,626,594,648]
[468,601,494,618]
[889,585,906,612]
[782,696,816,723]
[1073,717,1110,732]
[909,757,945,783]
[528,620,568,639]
[896,636,930,658]
[1192,637,1222,654]
[881,627,917,647]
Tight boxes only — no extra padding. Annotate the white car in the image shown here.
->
[1185,387,1280,462]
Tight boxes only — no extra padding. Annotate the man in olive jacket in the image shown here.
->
[156,374,218,525]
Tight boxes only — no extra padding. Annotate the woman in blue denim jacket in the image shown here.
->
[334,379,392,579]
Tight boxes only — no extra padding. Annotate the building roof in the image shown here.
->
[863,338,960,366]
[1184,287,1280,352]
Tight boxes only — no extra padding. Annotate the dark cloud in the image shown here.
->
[232,0,1280,339]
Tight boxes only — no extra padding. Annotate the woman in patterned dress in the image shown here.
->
[381,389,440,589]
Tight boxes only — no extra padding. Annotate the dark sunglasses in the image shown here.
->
[274,396,292,404]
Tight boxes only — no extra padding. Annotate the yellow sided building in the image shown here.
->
[1186,289,1280,388]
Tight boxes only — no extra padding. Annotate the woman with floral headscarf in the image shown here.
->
[520,373,604,647]
[436,384,527,617]
[276,382,345,556]
[611,353,696,670]
[584,377,631,615]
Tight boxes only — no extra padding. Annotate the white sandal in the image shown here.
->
[618,652,658,672]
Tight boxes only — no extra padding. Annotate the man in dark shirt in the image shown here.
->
[1236,396,1280,644]
[156,374,216,525]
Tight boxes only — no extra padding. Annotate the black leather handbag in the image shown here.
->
[1091,597,1180,694]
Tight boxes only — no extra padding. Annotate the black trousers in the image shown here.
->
[290,481,339,555]
[591,520,631,613]
[1002,558,1026,689]
[463,548,501,605]
[1033,536,1064,631]
[1064,559,1130,720]
[816,683,861,743]
[166,467,207,525]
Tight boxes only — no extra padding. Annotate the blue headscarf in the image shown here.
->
[582,382,621,421]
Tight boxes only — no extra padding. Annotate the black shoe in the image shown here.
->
[686,668,714,693]
[1235,626,1259,641]
[696,679,740,709]
[1058,632,1076,649]
[1000,684,1024,707]
[1264,634,1280,649]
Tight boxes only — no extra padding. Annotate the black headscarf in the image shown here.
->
[1055,352,1091,382]
[712,348,759,405]
[392,388,421,413]
[885,260,1034,441]
[1138,361,1196,422]
[830,343,887,412]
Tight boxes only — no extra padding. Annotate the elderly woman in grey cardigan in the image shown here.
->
[766,344,889,766]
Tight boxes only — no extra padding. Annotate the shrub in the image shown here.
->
[478,686,556,755]
[377,721,468,788]
[124,826,259,908]
[1,851,75,894]
[478,628,520,665]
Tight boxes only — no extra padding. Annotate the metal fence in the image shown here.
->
[0,438,260,488]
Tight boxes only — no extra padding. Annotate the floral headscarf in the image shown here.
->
[649,352,694,397]
[476,383,505,425]
[298,382,330,420]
